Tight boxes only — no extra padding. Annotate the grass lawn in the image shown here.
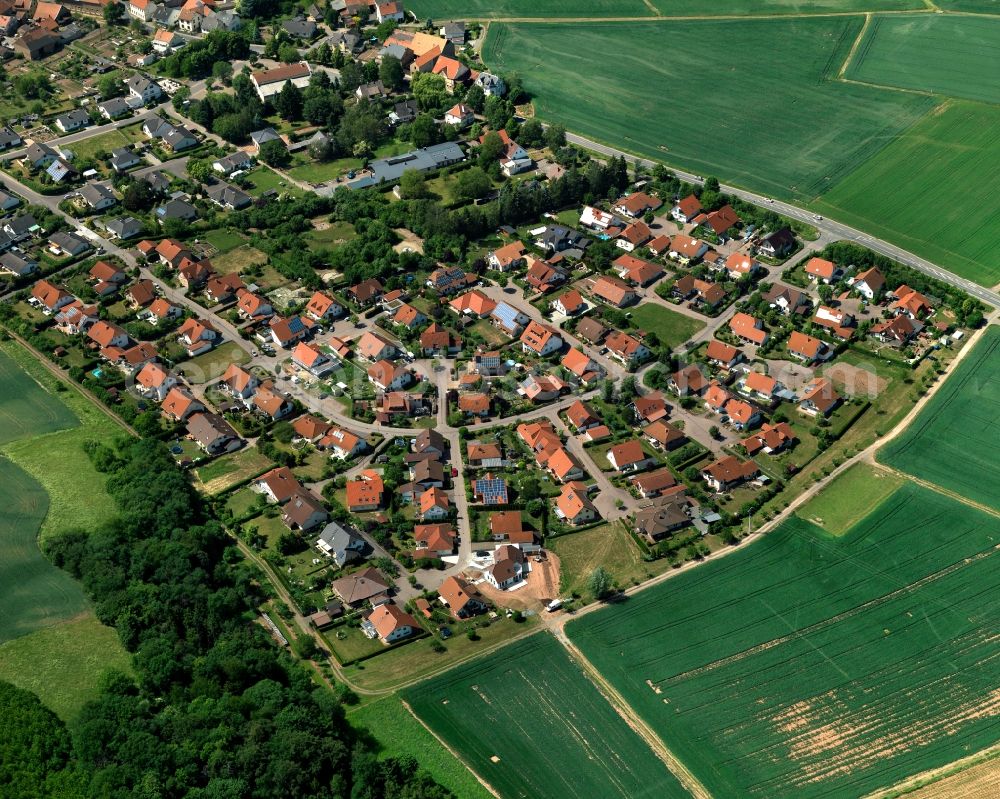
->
[629,302,705,348]
[845,14,1000,105]
[286,155,363,183]
[201,227,245,254]
[66,128,130,162]
[469,318,508,346]
[305,221,357,248]
[569,483,1000,799]
[179,340,251,384]
[404,632,691,799]
[224,485,265,520]
[210,244,268,276]
[341,614,538,692]
[549,521,671,596]
[244,166,305,198]
[484,18,932,202]
[879,326,1000,509]
[0,613,132,723]
[348,696,493,799]
[323,623,387,664]
[814,101,1000,287]
[195,446,273,494]
[794,462,903,535]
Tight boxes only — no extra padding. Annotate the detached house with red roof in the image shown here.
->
[702,455,759,492]
[363,603,419,644]
[552,289,585,316]
[591,275,637,308]
[561,348,603,384]
[520,321,563,357]
[672,194,703,223]
[346,470,385,512]
[605,330,651,367]
[488,240,526,272]
[799,377,842,417]
[292,341,335,376]
[741,422,795,456]
[614,191,662,219]
[134,362,177,402]
[614,253,663,286]
[853,267,885,301]
[606,439,655,473]
[305,291,344,322]
[176,318,219,357]
[438,576,488,619]
[555,481,598,526]
[804,257,841,284]
[729,312,769,346]
[891,285,934,319]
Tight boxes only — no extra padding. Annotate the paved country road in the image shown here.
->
[564,132,1000,309]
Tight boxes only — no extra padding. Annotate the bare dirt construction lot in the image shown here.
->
[471,550,561,612]
[823,361,889,398]
[393,228,424,255]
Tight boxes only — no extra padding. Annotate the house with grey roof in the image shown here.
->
[74,183,117,211]
[97,97,132,120]
[212,150,253,176]
[22,142,57,170]
[48,230,91,256]
[282,16,316,38]
[104,216,144,240]
[200,9,241,31]
[4,214,38,241]
[358,141,465,186]
[155,198,197,223]
[111,147,141,173]
[315,521,366,567]
[475,71,506,97]
[205,181,252,210]
[46,158,76,184]
[55,108,91,133]
[0,190,21,212]
[127,74,163,103]
[0,127,23,151]
[0,251,38,277]
[249,127,282,151]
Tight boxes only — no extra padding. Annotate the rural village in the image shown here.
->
[0,0,998,797]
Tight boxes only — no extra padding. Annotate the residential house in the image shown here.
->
[813,306,856,340]
[161,386,205,421]
[490,301,531,337]
[725,252,761,280]
[669,363,709,396]
[357,331,396,362]
[701,455,760,492]
[467,441,505,469]
[758,227,796,259]
[565,399,598,431]
[31,279,73,314]
[252,381,294,420]
[668,234,709,264]
[605,330,650,367]
[291,341,334,376]
[103,216,142,240]
[699,204,741,239]
[607,439,655,473]
[741,422,795,456]
[763,283,810,316]
[613,253,662,286]
[489,511,535,544]
[799,377,842,417]
[346,278,384,307]
[331,567,390,608]
[484,544,526,589]
[575,316,607,345]
[520,321,562,357]
[438,576,488,619]
[187,412,241,454]
[126,74,162,103]
[444,102,474,127]
[315,521,365,567]
[729,312,769,346]
[304,290,343,322]
[853,266,885,301]
[54,299,98,334]
[616,220,652,252]
[458,392,491,417]
[250,61,312,102]
[804,257,841,284]
[630,468,682,500]
[787,330,831,364]
[519,373,568,402]
[614,191,662,219]
[488,240,526,271]
[213,151,254,176]
[635,500,692,544]
[591,275,637,307]
[88,320,129,350]
[134,361,176,401]
[0,251,37,277]
[471,473,509,506]
[55,108,90,134]
[891,285,934,319]
[319,426,368,460]
[672,194,702,223]
[554,481,598,526]
[269,315,311,349]
[414,428,447,457]
[534,224,589,256]
[236,289,273,321]
[740,370,780,404]
[473,349,507,376]
[176,317,219,357]
[205,181,252,210]
[414,523,456,558]
[220,363,258,402]
[871,314,919,345]
[524,258,565,293]
[552,289,585,316]
[73,183,116,212]
[205,273,244,305]
[22,142,57,170]
[450,289,496,318]
[705,339,743,370]
[643,419,686,451]
[363,604,419,644]
[561,348,602,384]
[346,470,385,512]
[126,279,156,309]
[419,486,450,520]
[631,393,669,424]
[368,359,413,392]
[155,199,197,224]
[282,489,328,532]
[420,322,461,356]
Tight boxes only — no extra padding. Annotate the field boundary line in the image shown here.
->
[869,461,1000,519]
[460,8,937,23]
[553,629,712,799]
[839,11,872,77]
[863,740,1000,798]
[399,700,503,799]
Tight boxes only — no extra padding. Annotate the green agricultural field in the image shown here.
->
[404,633,690,799]
[629,302,705,348]
[349,696,493,799]
[795,462,903,534]
[813,101,1000,286]
[568,483,1000,799]
[0,344,122,643]
[845,15,1000,104]
[879,326,1000,509]
[484,18,933,201]
[0,614,132,722]
[408,0,921,18]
